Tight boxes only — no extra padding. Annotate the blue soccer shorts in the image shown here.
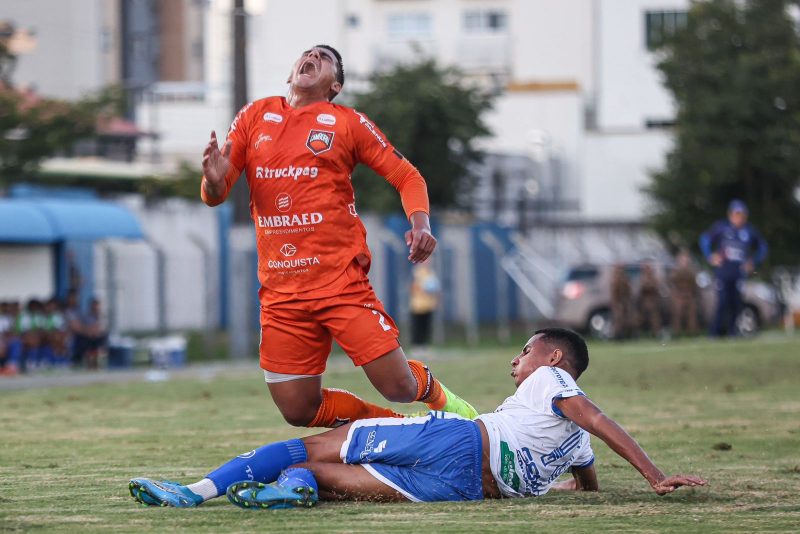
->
[340,411,483,502]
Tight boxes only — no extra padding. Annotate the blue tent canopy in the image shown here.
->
[0,198,143,243]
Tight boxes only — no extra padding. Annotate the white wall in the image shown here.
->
[511,0,592,88]
[4,0,118,99]
[0,245,54,301]
[583,130,672,220]
[94,240,159,332]
[595,0,688,130]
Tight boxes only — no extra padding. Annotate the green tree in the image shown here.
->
[647,0,800,266]
[348,59,493,213]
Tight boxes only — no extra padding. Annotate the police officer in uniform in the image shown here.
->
[699,200,768,337]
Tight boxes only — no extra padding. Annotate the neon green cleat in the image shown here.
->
[437,382,479,420]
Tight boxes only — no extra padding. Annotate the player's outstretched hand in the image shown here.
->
[201,131,232,196]
[651,474,707,495]
[405,227,437,263]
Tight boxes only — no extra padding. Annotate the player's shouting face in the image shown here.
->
[288,47,342,101]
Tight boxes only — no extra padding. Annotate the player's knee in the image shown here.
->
[279,404,319,427]
[379,376,417,403]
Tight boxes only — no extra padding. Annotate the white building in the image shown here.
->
[130,0,689,222]
[4,0,690,221]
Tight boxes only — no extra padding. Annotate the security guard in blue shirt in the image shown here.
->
[699,200,768,336]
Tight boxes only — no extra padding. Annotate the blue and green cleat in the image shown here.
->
[227,468,318,510]
[128,478,204,508]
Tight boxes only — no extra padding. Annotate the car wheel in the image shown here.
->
[736,305,760,337]
[587,309,613,340]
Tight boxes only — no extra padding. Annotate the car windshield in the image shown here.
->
[566,267,599,282]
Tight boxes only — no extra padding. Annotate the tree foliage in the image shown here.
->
[647,0,800,266]
[348,60,493,213]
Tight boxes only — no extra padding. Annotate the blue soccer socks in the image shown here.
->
[204,438,307,497]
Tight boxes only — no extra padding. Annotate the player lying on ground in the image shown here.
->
[129,328,706,508]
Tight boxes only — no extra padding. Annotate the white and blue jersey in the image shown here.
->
[341,411,483,502]
[476,366,594,498]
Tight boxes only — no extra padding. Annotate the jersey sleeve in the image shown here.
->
[519,367,585,418]
[699,220,724,259]
[201,102,252,205]
[348,109,430,219]
[349,109,404,176]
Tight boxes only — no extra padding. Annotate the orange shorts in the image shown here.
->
[259,261,400,375]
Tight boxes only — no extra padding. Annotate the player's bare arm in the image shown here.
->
[405,211,437,263]
[551,463,599,491]
[201,130,232,201]
[555,394,707,495]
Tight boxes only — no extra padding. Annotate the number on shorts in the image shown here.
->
[371,310,392,331]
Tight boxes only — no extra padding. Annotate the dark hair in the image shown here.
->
[314,44,344,87]
[534,327,589,378]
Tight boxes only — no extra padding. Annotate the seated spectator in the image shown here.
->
[0,301,21,375]
[73,297,108,370]
[15,299,47,372]
[41,297,71,367]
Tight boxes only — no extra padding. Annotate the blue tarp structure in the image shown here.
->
[0,198,143,243]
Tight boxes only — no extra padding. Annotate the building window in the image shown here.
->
[463,9,507,33]
[645,11,687,50]
[387,13,432,39]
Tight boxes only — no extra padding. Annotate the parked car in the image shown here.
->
[552,261,780,339]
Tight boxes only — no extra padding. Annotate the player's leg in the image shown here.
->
[711,278,727,336]
[319,264,477,419]
[361,347,477,418]
[129,424,353,507]
[730,279,744,336]
[260,302,401,427]
[294,463,407,502]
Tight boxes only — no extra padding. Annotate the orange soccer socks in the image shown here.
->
[407,359,447,410]
[307,388,403,428]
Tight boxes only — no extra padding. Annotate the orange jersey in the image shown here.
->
[203,97,429,294]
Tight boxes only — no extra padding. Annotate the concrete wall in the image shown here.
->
[0,245,54,301]
[583,129,673,220]
[4,0,120,99]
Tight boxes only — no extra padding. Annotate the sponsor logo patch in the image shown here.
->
[280,243,297,257]
[317,113,336,126]
[254,133,272,149]
[355,111,387,148]
[263,112,283,123]
[275,193,292,212]
[306,129,335,155]
[255,165,318,180]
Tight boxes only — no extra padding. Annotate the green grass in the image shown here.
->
[1,335,799,532]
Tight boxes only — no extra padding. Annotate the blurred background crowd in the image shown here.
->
[0,293,107,375]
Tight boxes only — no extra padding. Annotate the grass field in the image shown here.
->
[1,334,799,532]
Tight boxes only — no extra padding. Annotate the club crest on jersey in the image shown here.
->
[306,129,334,155]
[275,192,292,212]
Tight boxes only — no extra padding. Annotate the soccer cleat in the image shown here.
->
[226,479,318,510]
[437,382,479,420]
[128,478,204,508]
[277,467,319,496]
